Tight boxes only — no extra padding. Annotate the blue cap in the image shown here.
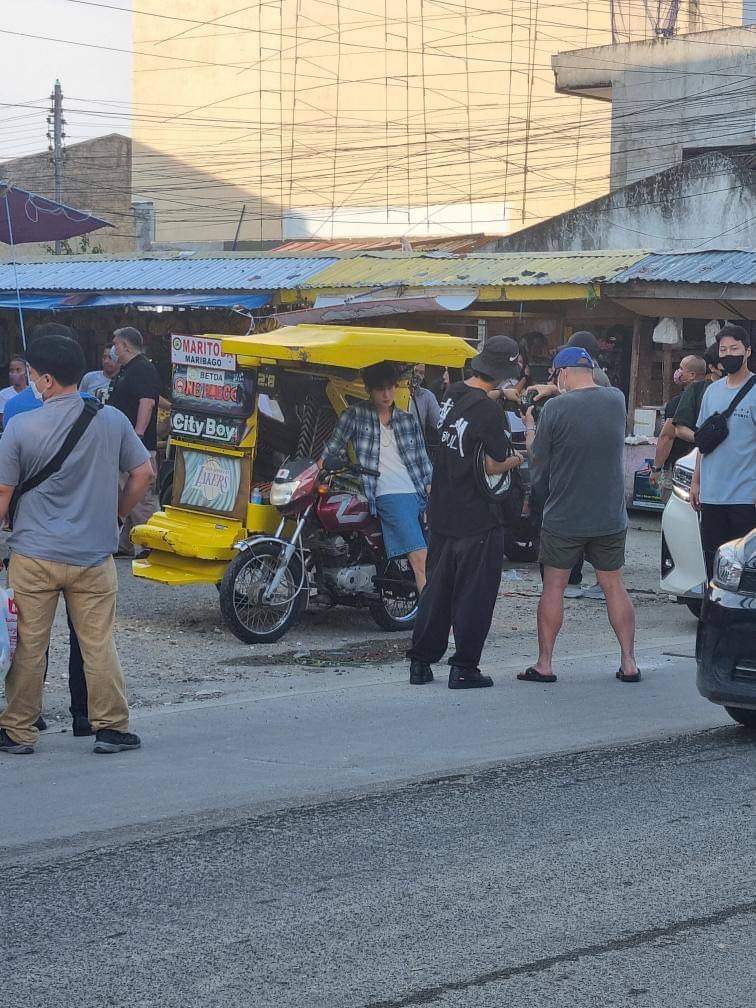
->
[553,346,594,370]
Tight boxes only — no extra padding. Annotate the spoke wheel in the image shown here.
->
[369,559,419,631]
[220,543,306,643]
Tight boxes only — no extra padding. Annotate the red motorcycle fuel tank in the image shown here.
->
[316,490,378,534]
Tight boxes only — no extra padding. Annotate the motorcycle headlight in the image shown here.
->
[713,542,744,591]
[269,479,300,506]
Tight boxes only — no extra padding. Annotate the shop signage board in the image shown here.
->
[171,364,252,418]
[170,410,247,446]
[171,334,236,371]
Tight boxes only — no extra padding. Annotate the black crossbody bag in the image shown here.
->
[694,375,755,455]
[8,398,103,529]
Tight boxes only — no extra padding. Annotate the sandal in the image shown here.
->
[616,668,642,683]
[517,667,557,684]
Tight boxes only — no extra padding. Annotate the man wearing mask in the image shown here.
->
[0,355,29,422]
[690,325,755,577]
[671,345,723,443]
[109,327,161,555]
[650,355,707,496]
[523,347,639,684]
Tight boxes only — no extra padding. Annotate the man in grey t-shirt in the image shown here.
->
[521,346,640,685]
[0,334,153,756]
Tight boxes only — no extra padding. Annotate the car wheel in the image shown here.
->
[724,706,756,730]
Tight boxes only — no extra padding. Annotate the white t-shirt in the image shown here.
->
[376,421,416,497]
[0,385,20,414]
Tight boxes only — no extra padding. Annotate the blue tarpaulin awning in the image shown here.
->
[0,292,271,311]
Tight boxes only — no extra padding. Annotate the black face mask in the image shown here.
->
[720,354,745,375]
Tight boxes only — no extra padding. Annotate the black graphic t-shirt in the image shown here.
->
[428,382,512,538]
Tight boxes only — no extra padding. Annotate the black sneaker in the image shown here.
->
[72,715,94,737]
[448,667,494,689]
[93,729,141,754]
[0,727,34,755]
[33,715,48,732]
[409,660,434,685]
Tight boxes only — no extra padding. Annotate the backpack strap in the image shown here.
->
[8,398,103,527]
[721,374,756,420]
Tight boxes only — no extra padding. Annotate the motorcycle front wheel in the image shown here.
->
[219,542,307,644]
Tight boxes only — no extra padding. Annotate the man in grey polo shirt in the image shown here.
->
[0,334,153,755]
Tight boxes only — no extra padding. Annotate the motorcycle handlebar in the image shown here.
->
[321,461,381,479]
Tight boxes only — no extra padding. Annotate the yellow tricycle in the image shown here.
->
[132,324,474,643]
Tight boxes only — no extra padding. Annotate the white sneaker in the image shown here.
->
[582,584,606,601]
[563,584,584,598]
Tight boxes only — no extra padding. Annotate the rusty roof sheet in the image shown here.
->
[273,234,498,254]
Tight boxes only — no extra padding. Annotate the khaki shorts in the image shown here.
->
[539,528,627,572]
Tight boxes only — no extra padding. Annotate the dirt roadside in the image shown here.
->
[4,514,697,726]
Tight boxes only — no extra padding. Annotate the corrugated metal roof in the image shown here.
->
[0,256,337,292]
[299,250,647,289]
[610,250,756,286]
[273,234,498,254]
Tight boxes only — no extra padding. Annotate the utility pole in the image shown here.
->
[47,79,65,253]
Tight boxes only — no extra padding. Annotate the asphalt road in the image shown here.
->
[3,727,754,1007]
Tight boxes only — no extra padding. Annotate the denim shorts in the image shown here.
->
[375,493,427,559]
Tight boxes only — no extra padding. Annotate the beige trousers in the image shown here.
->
[0,553,129,746]
[119,451,158,553]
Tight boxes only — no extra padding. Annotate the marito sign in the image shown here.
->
[171,334,236,371]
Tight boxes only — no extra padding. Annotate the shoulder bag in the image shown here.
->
[8,398,103,528]
[694,375,755,456]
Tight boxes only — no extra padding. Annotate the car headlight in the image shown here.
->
[671,463,692,501]
[713,542,744,591]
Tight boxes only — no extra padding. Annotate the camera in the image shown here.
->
[519,388,543,421]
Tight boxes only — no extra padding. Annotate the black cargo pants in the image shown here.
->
[408,526,503,671]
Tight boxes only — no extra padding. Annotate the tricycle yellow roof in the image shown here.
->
[219,324,475,370]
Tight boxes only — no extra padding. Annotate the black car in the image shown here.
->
[696,529,756,729]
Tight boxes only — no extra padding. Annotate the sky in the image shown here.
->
[0,0,132,162]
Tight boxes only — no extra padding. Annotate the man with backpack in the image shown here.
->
[407,335,524,689]
[0,334,153,755]
[690,324,755,578]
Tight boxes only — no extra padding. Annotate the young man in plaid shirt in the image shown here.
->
[323,362,432,591]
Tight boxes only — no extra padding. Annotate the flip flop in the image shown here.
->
[616,668,642,683]
[517,667,557,684]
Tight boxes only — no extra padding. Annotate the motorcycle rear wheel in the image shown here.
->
[219,542,306,644]
[369,560,419,631]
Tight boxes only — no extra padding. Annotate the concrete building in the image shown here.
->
[0,134,135,257]
[552,24,756,189]
[131,1,742,247]
[496,25,756,252]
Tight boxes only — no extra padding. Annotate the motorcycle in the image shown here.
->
[219,457,420,643]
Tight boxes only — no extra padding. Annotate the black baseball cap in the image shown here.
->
[470,335,521,383]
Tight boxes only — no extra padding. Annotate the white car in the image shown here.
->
[660,449,706,617]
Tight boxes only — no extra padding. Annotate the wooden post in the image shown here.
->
[661,345,673,406]
[626,316,642,436]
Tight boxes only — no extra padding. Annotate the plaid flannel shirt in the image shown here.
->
[324,403,432,513]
